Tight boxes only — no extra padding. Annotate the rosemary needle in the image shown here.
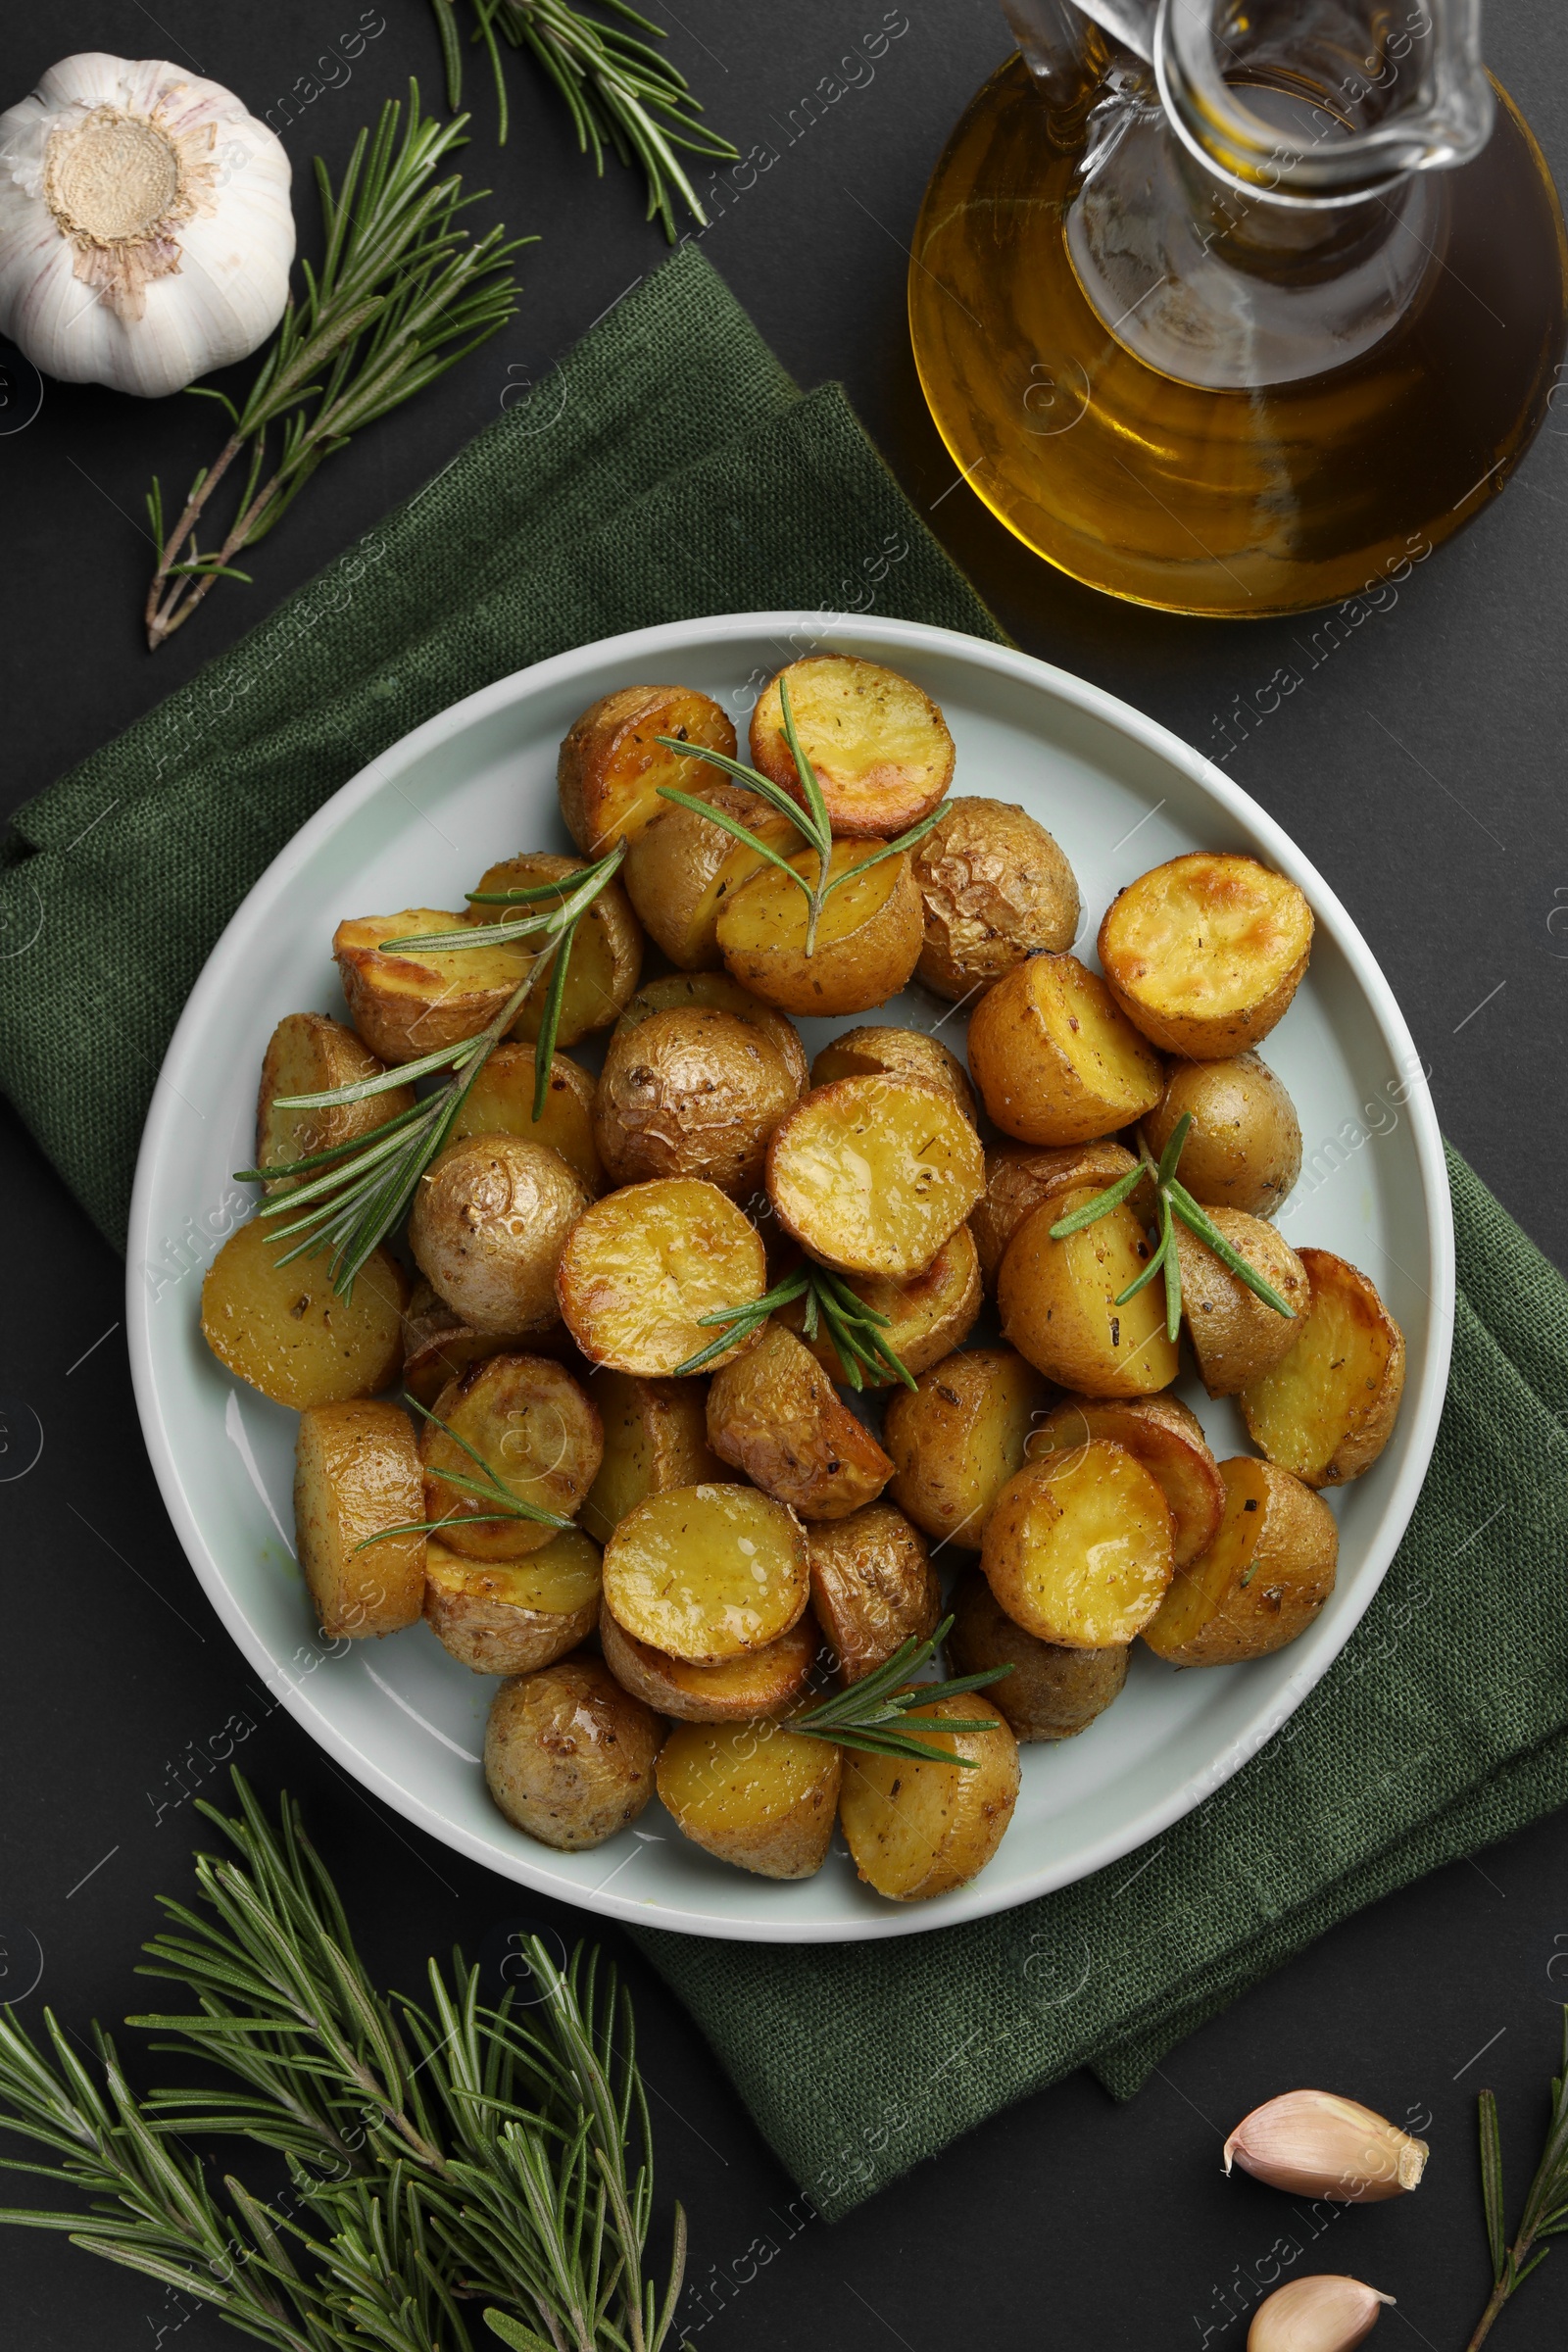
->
[355,1393,573,1549]
[673,1261,918,1390]
[789,1615,1012,1769]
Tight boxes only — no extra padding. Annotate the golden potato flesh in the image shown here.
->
[600,1605,816,1721]
[558,683,737,856]
[422,1530,601,1675]
[468,855,642,1050]
[658,1719,842,1880]
[400,1279,540,1412]
[580,1371,724,1544]
[766,1076,985,1280]
[971,1140,1145,1290]
[1173,1209,1308,1396]
[624,781,804,969]
[981,1442,1174,1647]
[912,797,1081,1000]
[256,1012,416,1195]
[1099,852,1314,1058]
[716,840,923,1017]
[1029,1393,1223,1568]
[1142,1455,1338,1666]
[883,1347,1054,1548]
[1240,1249,1406,1487]
[750,655,954,839]
[780,1223,982,1387]
[810,1023,976,1122]
[706,1321,893,1521]
[202,1221,407,1410]
[1142,1052,1301,1217]
[947,1568,1128,1741]
[807,1503,940,1683]
[601,1482,809,1662]
[334,907,530,1064]
[839,1693,1019,1902]
[410,1136,590,1337]
[447,1045,604,1195]
[614,971,808,1096]
[485,1658,662,1850]
[966,952,1164,1146]
[294,1400,424,1640]
[593,1007,799,1197]
[998,1188,1179,1396]
[555,1178,767,1375]
[420,1353,603,1562]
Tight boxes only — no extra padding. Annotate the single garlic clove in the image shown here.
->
[1224,2088,1428,2202]
[1248,2275,1394,2351]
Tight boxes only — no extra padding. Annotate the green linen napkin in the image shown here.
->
[4,244,1564,2226]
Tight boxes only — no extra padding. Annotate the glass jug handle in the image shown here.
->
[1003,0,1154,80]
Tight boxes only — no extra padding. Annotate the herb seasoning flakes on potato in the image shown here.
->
[294,1399,425,1640]
[420,1353,603,1562]
[1172,1210,1308,1396]
[997,1185,1179,1396]
[839,1694,1019,1901]
[1240,1250,1406,1486]
[912,796,1081,1001]
[1098,851,1314,1058]
[614,971,808,1094]
[1141,1052,1301,1217]
[600,1481,809,1662]
[593,1005,801,1197]
[766,1075,985,1281]
[967,950,1165,1146]
[750,654,955,838]
[1141,1456,1338,1666]
[410,1135,590,1337]
[484,1658,662,1850]
[558,682,737,855]
[882,1346,1054,1549]
[981,1442,1175,1647]
[423,1528,601,1675]
[202,1220,407,1410]
[706,1321,894,1520]
[716,838,924,1016]
[947,1568,1129,1742]
[806,1502,941,1684]
[658,1717,842,1880]
[467,853,642,1048]
[556,1177,767,1376]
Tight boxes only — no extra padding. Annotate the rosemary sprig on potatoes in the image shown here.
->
[788,1614,1012,1769]
[674,1261,919,1388]
[355,1391,574,1549]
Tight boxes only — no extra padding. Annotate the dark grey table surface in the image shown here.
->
[3,4,1566,2347]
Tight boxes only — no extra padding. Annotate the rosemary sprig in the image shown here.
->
[656,675,945,956]
[431,0,737,237]
[233,847,624,1294]
[1467,2009,1568,2348]
[144,87,530,649]
[356,1392,574,1548]
[672,1261,917,1390]
[1049,1111,1296,1343]
[790,1615,1012,1769]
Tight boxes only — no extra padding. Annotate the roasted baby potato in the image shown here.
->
[624,781,803,969]
[807,1503,940,1683]
[997,1187,1179,1396]
[780,1224,982,1386]
[422,1528,601,1674]
[401,1279,538,1411]
[970,1140,1145,1290]
[468,855,642,1049]
[484,1657,662,1850]
[706,1322,894,1520]
[766,1076,985,1280]
[580,1371,724,1544]
[600,1605,816,1722]
[555,1178,767,1375]
[1028,1393,1223,1568]
[1142,1455,1338,1665]
[593,1007,800,1197]
[911,797,1081,1000]
[334,907,529,1065]
[614,971,808,1096]
[883,1347,1054,1548]
[981,1442,1174,1646]
[447,1045,604,1195]
[750,655,954,839]
[294,1400,425,1640]
[601,1482,809,1662]
[1099,852,1314,1057]
[716,839,924,1016]
[1173,1209,1308,1396]
[839,1693,1019,1902]
[202,1221,407,1410]
[558,682,737,855]
[421,1353,603,1562]
[411,1136,590,1336]
[1240,1249,1406,1486]
[966,952,1165,1146]
[256,1012,416,1195]
[658,1718,842,1880]
[1142,1052,1301,1217]
[809,1023,976,1122]
[947,1568,1129,1741]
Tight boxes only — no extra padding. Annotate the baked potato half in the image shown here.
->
[766,1076,985,1280]
[420,1353,603,1562]
[716,839,924,1016]
[658,1718,842,1880]
[1099,852,1314,1057]
[706,1321,894,1520]
[997,1187,1179,1396]
[947,1569,1129,1741]
[1142,1456,1338,1666]
[256,1012,416,1195]
[807,1502,940,1683]
[1142,1052,1300,1217]
[911,797,1081,1001]
[1240,1249,1406,1486]
[1173,1209,1308,1396]
[839,1693,1019,1902]
[883,1346,1054,1549]
[970,1140,1145,1291]
[593,1006,800,1197]
[601,1482,809,1662]
[1028,1393,1223,1568]
[447,1044,604,1196]
[981,1443,1174,1647]
[294,1399,425,1640]
[614,972,808,1096]
[779,1224,982,1386]
[558,682,736,855]
[422,1529,601,1675]
[580,1370,724,1544]
[750,655,954,838]
[333,907,529,1065]
[624,780,802,969]
[599,1605,817,1722]
[555,1177,767,1375]
[468,855,642,1050]
[966,953,1164,1146]
[401,1279,538,1412]
[410,1136,590,1337]
[809,1023,977,1124]
[485,1658,662,1849]
[202,1221,407,1410]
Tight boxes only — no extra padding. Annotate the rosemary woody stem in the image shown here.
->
[148,462,287,649]
[1465,2278,1511,2352]
[144,430,247,644]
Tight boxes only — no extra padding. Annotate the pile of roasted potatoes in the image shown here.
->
[201,653,1407,1905]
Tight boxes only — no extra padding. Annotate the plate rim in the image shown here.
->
[126,611,1455,1942]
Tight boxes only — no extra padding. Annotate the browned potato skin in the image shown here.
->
[423,1537,599,1675]
[809,1024,977,1123]
[883,1347,1055,1548]
[401,1279,540,1412]
[256,1013,416,1195]
[411,1136,590,1337]
[912,798,1081,1001]
[558,683,737,855]
[294,1400,425,1639]
[765,1075,986,1281]
[599,1605,816,1721]
[706,1322,894,1520]
[1142,1456,1338,1667]
[615,973,808,1096]
[580,1372,724,1544]
[1142,1053,1301,1217]
[947,1569,1129,1741]
[421,1353,602,1562]
[624,781,802,969]
[333,907,527,1064]
[750,655,955,838]
[1174,1210,1309,1396]
[971,1141,1144,1291]
[716,840,925,1017]
[657,1719,842,1880]
[448,1046,604,1196]
[1028,1393,1223,1568]
[1098,852,1314,1058]
[593,1007,800,1197]
[484,1658,662,1850]
[998,1189,1179,1397]
[202,1222,408,1411]
[469,855,642,1049]
[556,1178,767,1376]
[780,1225,982,1387]
[807,1503,940,1683]
[966,953,1165,1146]
[839,1693,1020,1902]
[1240,1249,1407,1486]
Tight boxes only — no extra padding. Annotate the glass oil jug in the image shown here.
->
[908,0,1568,614]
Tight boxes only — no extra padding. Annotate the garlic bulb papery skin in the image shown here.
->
[0,54,293,397]
[1224,2090,1429,2203]
[1248,2275,1394,2352]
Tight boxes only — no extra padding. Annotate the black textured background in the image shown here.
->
[3,4,1567,2347]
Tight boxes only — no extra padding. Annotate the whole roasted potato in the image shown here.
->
[883,1347,1054,1548]
[614,972,808,1095]
[423,1529,601,1675]
[624,780,802,969]
[401,1279,539,1412]
[971,1140,1145,1290]
[750,655,954,838]
[600,1605,817,1722]
[839,1693,1019,1901]
[333,907,529,1064]
[601,1482,809,1662]
[1099,852,1314,1058]
[556,1178,767,1375]
[420,1353,603,1561]
[294,1400,425,1640]
[1028,1393,1223,1567]
[947,1568,1128,1741]
[484,1658,662,1850]
[256,1012,416,1194]
[1173,1209,1308,1396]
[580,1370,724,1544]
[468,854,642,1049]
[706,1322,894,1520]
[807,1502,940,1682]
[1142,1456,1338,1666]
[658,1718,842,1879]
[766,1076,985,1280]
[593,1007,800,1197]
[779,1225,982,1387]
[911,798,1080,1001]
[716,840,924,1016]
[981,1442,1174,1647]
[202,1221,407,1411]
[447,1044,604,1196]
[1142,1052,1301,1217]
[558,682,736,855]
[997,1187,1178,1396]
[966,952,1164,1145]
[410,1135,590,1336]
[809,1023,976,1124]
[1240,1249,1406,1486]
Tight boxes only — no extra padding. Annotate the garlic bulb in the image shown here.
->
[0,54,293,397]
[1225,2090,1429,2202]
[1248,2275,1394,2351]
